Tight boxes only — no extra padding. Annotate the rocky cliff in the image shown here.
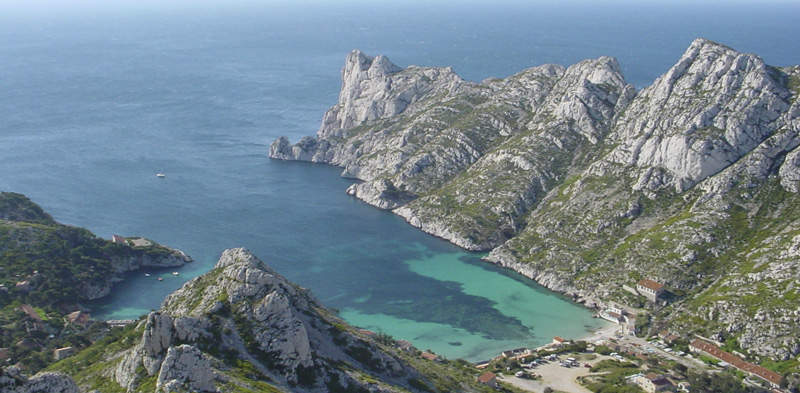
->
[60,248,497,393]
[270,39,800,369]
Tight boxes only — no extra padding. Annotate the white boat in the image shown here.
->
[172,272,179,276]
[156,173,166,178]
[145,273,150,277]
[157,277,163,281]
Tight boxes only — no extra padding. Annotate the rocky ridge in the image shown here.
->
[270,39,800,368]
[65,248,493,393]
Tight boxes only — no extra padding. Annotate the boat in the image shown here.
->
[157,277,163,281]
[172,272,179,276]
[156,173,166,178]
[145,273,150,277]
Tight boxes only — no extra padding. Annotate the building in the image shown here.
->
[111,235,128,245]
[421,352,440,362]
[53,347,77,361]
[636,279,665,302]
[395,340,415,352]
[689,340,783,388]
[658,331,680,343]
[107,319,137,328]
[552,336,567,345]
[501,347,529,358]
[478,372,498,388]
[633,373,673,393]
[599,306,625,324]
[67,311,91,328]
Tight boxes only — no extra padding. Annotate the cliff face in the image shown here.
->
[68,248,494,393]
[270,39,800,363]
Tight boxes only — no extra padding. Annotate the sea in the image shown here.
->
[1,0,798,362]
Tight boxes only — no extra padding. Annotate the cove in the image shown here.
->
[6,1,797,363]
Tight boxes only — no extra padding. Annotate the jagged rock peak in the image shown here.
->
[213,246,271,271]
[597,37,795,192]
[345,49,402,78]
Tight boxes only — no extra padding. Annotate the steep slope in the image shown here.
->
[269,39,800,370]
[271,50,635,250]
[59,248,500,393]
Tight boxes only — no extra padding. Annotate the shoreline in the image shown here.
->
[577,321,620,344]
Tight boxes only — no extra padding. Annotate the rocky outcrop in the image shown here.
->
[157,345,217,393]
[593,38,797,193]
[79,245,192,301]
[107,248,453,393]
[0,367,79,393]
[270,39,800,364]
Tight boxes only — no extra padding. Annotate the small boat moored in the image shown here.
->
[156,173,166,178]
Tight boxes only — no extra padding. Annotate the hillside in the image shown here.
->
[51,248,508,393]
[270,38,800,379]
[0,192,191,371]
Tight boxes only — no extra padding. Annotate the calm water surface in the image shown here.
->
[1,0,798,361]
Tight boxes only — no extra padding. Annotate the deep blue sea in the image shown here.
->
[1,0,798,361]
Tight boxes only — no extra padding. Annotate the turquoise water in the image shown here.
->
[1,0,798,361]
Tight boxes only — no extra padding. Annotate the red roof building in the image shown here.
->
[690,340,783,388]
[67,311,90,327]
[636,279,665,302]
[478,372,498,387]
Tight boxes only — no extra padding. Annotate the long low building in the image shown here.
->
[689,340,783,388]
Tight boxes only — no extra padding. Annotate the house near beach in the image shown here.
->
[421,352,440,362]
[598,306,626,324]
[395,339,415,352]
[477,372,498,388]
[501,347,529,358]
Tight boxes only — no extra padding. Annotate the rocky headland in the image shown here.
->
[0,192,192,301]
[270,39,800,369]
